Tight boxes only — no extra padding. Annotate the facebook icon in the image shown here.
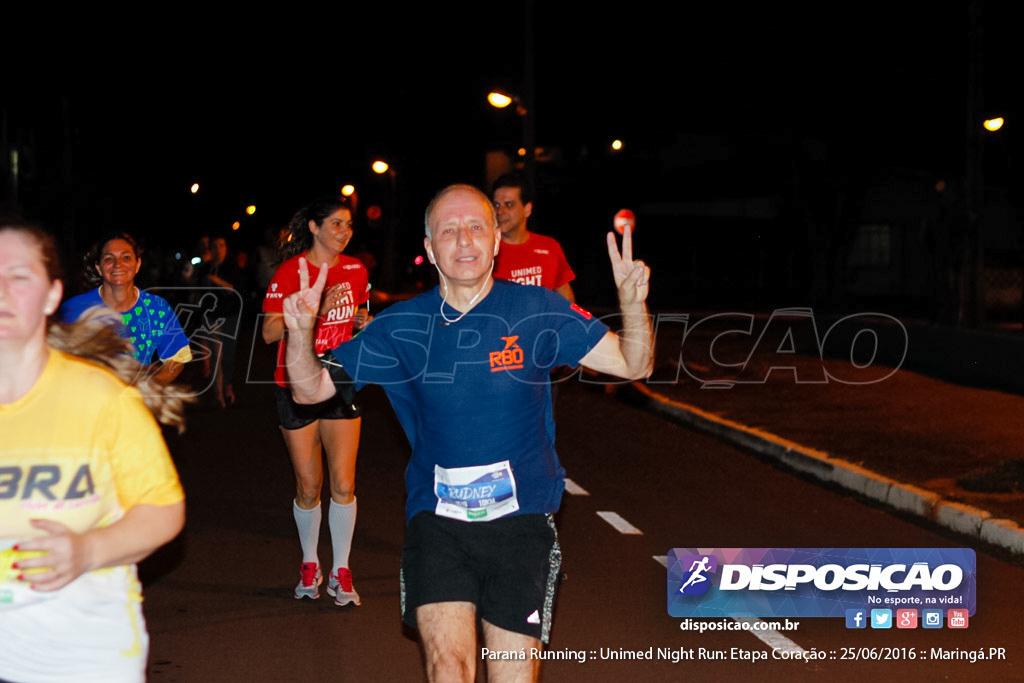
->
[845,609,866,629]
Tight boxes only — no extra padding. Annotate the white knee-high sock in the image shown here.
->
[329,497,357,572]
[293,499,322,565]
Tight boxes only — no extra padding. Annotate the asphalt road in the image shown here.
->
[139,329,1024,682]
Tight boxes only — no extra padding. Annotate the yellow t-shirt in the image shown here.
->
[0,350,184,683]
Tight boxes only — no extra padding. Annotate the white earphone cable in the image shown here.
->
[434,259,494,325]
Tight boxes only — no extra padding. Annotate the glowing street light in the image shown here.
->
[984,117,1005,132]
[246,205,256,215]
[190,183,200,194]
[611,139,624,151]
[370,159,398,291]
[341,184,355,197]
[487,90,527,116]
[487,88,534,186]
[488,91,514,109]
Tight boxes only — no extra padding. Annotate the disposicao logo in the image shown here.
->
[676,555,718,596]
[667,548,976,619]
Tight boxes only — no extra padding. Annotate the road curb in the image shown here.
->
[621,381,1024,555]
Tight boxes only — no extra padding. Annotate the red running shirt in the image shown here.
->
[263,253,369,387]
[493,232,575,291]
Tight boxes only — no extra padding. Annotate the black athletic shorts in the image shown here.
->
[274,384,360,430]
[400,511,561,643]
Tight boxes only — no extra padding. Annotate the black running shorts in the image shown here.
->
[274,384,360,430]
[400,511,561,643]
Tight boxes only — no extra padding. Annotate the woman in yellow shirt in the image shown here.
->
[0,218,187,683]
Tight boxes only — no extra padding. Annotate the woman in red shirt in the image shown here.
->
[262,198,369,607]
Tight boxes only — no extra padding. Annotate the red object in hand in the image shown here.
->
[614,209,636,235]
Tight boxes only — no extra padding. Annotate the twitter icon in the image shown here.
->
[870,609,892,629]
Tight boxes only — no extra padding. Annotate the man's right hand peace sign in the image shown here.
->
[282,258,329,333]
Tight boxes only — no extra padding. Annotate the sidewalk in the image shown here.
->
[619,313,1024,555]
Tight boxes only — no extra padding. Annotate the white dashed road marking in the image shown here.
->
[564,478,589,495]
[596,511,643,535]
[581,483,809,654]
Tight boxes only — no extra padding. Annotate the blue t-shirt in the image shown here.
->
[60,288,191,365]
[333,279,609,522]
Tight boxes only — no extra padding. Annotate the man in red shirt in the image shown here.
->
[491,173,576,302]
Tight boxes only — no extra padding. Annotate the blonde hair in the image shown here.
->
[46,309,191,432]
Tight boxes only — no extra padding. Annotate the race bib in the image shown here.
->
[434,461,519,522]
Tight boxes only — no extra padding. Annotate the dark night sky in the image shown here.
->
[4,3,1019,273]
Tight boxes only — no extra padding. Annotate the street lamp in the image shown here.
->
[984,117,1005,132]
[487,91,512,109]
[487,90,527,116]
[981,116,1021,327]
[486,1,536,187]
[486,89,535,188]
[371,159,398,292]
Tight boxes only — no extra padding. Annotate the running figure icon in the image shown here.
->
[679,557,712,593]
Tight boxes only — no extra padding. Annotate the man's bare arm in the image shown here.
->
[579,226,653,379]
[283,259,338,404]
